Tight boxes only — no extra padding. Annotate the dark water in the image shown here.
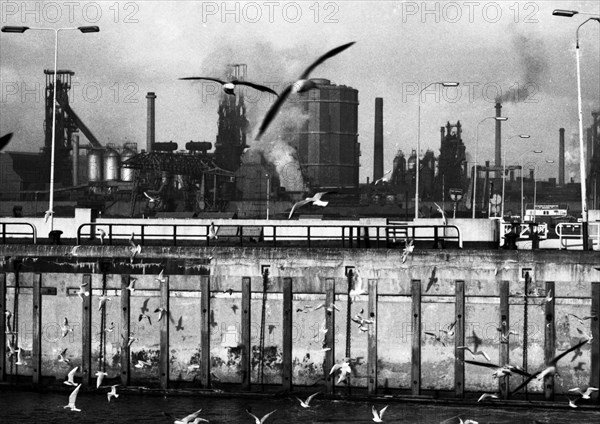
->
[1,390,599,424]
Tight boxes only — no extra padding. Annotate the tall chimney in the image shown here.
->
[559,128,565,186]
[373,97,384,182]
[146,92,157,153]
[440,126,445,145]
[495,102,502,167]
[72,133,79,186]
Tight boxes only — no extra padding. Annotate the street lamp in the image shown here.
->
[415,81,459,219]
[520,151,543,221]
[473,116,508,218]
[553,10,600,249]
[501,134,530,219]
[1,25,100,232]
[265,173,271,220]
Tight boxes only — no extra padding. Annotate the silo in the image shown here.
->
[121,143,137,182]
[104,145,120,181]
[296,78,359,189]
[88,149,103,182]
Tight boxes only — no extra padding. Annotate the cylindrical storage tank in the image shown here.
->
[295,79,359,189]
[88,149,103,182]
[104,147,120,181]
[407,151,417,171]
[121,146,136,182]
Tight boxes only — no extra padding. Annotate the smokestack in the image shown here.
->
[559,128,565,186]
[440,126,445,145]
[146,92,157,153]
[373,98,384,182]
[495,102,502,167]
[72,133,79,186]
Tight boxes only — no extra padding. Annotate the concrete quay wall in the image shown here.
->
[0,245,598,400]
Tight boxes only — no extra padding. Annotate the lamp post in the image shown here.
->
[415,81,459,220]
[501,134,530,219]
[473,116,508,219]
[266,173,270,220]
[520,151,543,222]
[1,25,99,232]
[552,9,600,249]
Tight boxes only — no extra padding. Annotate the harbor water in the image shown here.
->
[1,389,600,423]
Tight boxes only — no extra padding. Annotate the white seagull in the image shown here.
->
[568,387,599,399]
[372,405,388,423]
[179,76,279,97]
[477,393,499,402]
[246,409,277,424]
[107,384,119,402]
[95,371,108,388]
[288,192,329,219]
[374,169,392,186]
[295,391,320,408]
[401,238,414,264]
[457,346,490,362]
[255,41,355,140]
[126,277,137,293]
[314,302,340,313]
[134,359,152,369]
[156,269,167,284]
[64,383,82,412]
[61,317,73,338]
[98,295,111,311]
[64,366,78,386]
[58,348,71,365]
[329,360,352,384]
[76,282,89,301]
[567,313,597,325]
[164,408,206,424]
[155,307,168,322]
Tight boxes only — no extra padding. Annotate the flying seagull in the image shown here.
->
[246,409,277,424]
[568,386,598,399]
[76,282,89,301]
[58,348,71,365]
[64,366,78,386]
[95,371,108,389]
[126,277,137,293]
[256,41,355,140]
[64,383,82,412]
[288,192,329,219]
[295,391,321,408]
[61,317,73,338]
[372,405,388,423]
[97,228,106,244]
[163,408,206,424]
[0,132,13,151]
[107,384,119,402]
[179,76,278,97]
[374,169,392,186]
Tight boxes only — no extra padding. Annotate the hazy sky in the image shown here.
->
[1,0,599,182]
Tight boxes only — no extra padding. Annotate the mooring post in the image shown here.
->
[325,278,335,394]
[159,275,169,389]
[32,273,42,385]
[544,281,555,401]
[454,280,465,398]
[200,275,211,388]
[411,279,421,395]
[241,276,251,390]
[367,279,378,394]
[120,275,131,386]
[591,282,600,404]
[499,280,510,399]
[282,277,293,392]
[81,274,92,387]
[0,273,6,382]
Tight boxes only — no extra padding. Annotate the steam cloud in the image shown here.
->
[496,31,548,103]
[565,131,580,183]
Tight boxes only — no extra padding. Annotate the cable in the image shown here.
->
[259,268,268,388]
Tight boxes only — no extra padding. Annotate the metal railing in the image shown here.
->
[555,222,600,250]
[76,222,463,249]
[0,222,37,244]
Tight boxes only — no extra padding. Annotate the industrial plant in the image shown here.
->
[1,66,599,222]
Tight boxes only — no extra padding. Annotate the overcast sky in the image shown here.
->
[1,0,599,182]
